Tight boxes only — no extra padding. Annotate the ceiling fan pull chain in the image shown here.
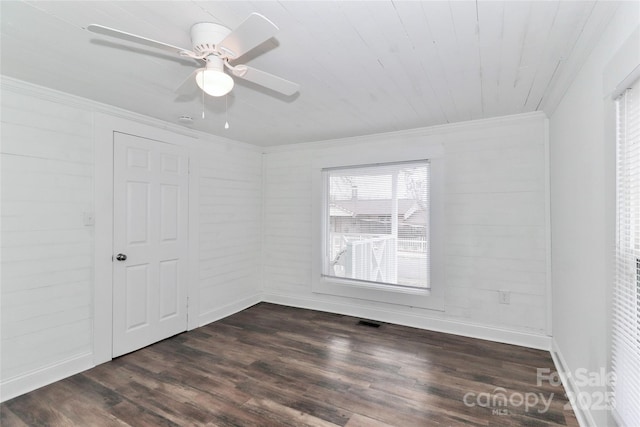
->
[225,94,230,129]
[202,71,205,119]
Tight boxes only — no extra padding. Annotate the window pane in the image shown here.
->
[324,161,430,289]
[613,83,640,426]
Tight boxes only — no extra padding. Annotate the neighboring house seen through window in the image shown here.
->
[322,160,430,289]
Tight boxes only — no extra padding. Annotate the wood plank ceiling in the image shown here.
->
[0,1,616,146]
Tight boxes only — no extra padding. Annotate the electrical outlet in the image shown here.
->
[498,291,510,304]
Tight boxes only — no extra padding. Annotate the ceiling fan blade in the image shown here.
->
[87,24,193,56]
[217,13,279,60]
[232,65,300,96]
[175,69,202,95]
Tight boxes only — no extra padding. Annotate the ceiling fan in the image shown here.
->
[87,13,300,98]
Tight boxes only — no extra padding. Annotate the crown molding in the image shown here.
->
[0,75,199,138]
[263,111,548,154]
[0,75,262,153]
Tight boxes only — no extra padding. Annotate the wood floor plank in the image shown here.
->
[242,398,341,427]
[1,303,577,426]
[85,364,214,425]
[234,370,353,426]
[0,405,31,427]
[1,391,79,427]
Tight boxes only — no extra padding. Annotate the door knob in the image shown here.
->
[115,253,127,261]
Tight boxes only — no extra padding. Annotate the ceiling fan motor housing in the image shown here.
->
[191,23,231,55]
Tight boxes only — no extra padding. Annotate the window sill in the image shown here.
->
[313,275,443,311]
[320,275,431,296]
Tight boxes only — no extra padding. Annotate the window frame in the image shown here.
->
[310,146,445,311]
[602,25,640,427]
[612,77,640,427]
[320,160,431,290]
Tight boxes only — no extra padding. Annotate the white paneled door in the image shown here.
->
[112,132,189,357]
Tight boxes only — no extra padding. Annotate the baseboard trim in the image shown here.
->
[0,352,94,403]
[262,293,551,350]
[550,339,596,427]
[198,293,262,327]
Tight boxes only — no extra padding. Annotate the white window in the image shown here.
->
[322,160,430,290]
[612,76,640,426]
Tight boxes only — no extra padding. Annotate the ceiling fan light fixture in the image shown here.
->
[195,68,234,97]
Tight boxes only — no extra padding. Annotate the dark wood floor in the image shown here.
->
[1,303,578,427]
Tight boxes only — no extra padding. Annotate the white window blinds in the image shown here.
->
[322,160,430,289]
[613,79,640,426]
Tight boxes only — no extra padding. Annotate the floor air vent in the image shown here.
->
[357,320,382,328]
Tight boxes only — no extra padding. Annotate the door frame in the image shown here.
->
[93,113,200,365]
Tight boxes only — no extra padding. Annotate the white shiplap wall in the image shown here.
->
[0,79,264,401]
[197,140,263,325]
[1,90,94,382]
[263,150,313,296]
[263,113,550,344]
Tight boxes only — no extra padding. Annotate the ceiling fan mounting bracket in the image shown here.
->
[190,22,231,57]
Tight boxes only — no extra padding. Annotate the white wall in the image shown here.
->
[0,79,263,401]
[263,113,551,348]
[1,88,95,386]
[548,3,639,426]
[196,137,263,325]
